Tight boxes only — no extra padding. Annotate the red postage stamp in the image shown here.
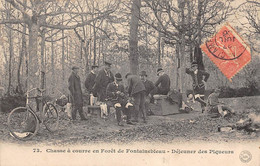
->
[200,23,251,81]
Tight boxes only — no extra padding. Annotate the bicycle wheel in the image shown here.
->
[43,102,59,132]
[8,107,39,141]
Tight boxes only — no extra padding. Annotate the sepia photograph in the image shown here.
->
[0,0,259,165]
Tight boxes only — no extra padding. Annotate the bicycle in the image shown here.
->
[7,88,59,140]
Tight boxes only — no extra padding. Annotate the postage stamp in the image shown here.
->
[200,23,251,80]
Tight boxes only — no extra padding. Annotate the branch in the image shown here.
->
[5,0,30,20]
[247,0,260,6]
[0,19,25,24]
[40,10,114,30]
[45,36,67,42]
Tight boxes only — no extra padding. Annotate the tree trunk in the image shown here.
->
[178,0,186,93]
[157,32,161,67]
[60,30,65,91]
[40,30,46,89]
[176,44,180,91]
[7,25,13,96]
[17,23,26,94]
[28,21,39,90]
[93,25,97,65]
[98,38,101,65]
[197,0,202,45]
[187,0,193,63]
[157,11,162,67]
[129,0,141,74]
[51,30,55,93]
[89,25,92,66]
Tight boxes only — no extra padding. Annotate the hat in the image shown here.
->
[115,73,122,81]
[140,71,147,77]
[104,61,112,66]
[125,73,132,78]
[157,68,164,75]
[191,61,198,67]
[72,66,79,70]
[91,65,99,69]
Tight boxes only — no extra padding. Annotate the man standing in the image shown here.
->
[140,71,155,115]
[186,61,210,113]
[125,73,146,123]
[93,61,114,102]
[106,73,134,126]
[85,65,98,105]
[85,65,98,95]
[68,66,87,121]
[154,68,171,95]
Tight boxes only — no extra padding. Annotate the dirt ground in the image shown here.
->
[0,96,259,145]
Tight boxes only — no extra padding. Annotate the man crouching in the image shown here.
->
[106,73,134,126]
[207,88,235,118]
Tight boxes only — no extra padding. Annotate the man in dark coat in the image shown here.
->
[186,61,210,113]
[154,68,171,95]
[85,65,98,106]
[93,61,114,102]
[85,65,98,94]
[106,73,134,126]
[68,66,87,120]
[140,71,155,115]
[125,73,146,123]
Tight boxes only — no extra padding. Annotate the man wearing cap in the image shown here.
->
[106,73,134,126]
[186,61,210,113]
[93,61,114,102]
[207,88,234,117]
[68,66,87,121]
[154,68,171,95]
[125,73,147,123]
[140,71,155,115]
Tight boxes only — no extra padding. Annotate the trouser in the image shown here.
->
[97,88,107,102]
[194,86,206,112]
[153,87,169,95]
[123,106,132,122]
[150,87,169,103]
[115,107,122,123]
[72,105,86,120]
[217,105,234,115]
[132,91,146,121]
[111,100,132,123]
[209,105,234,117]
[144,95,150,115]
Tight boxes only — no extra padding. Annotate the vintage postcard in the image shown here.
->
[0,0,259,165]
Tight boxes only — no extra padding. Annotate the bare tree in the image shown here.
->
[141,0,232,92]
[0,0,118,91]
[129,0,141,74]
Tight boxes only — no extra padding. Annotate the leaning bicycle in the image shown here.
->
[7,88,59,140]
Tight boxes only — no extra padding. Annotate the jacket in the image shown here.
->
[143,79,155,96]
[154,73,171,93]
[106,82,126,101]
[85,71,96,93]
[186,68,210,88]
[127,75,145,96]
[93,68,114,93]
[68,71,83,106]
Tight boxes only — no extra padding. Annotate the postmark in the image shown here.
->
[201,23,251,80]
[239,150,252,163]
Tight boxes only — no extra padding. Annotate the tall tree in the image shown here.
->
[129,0,141,74]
